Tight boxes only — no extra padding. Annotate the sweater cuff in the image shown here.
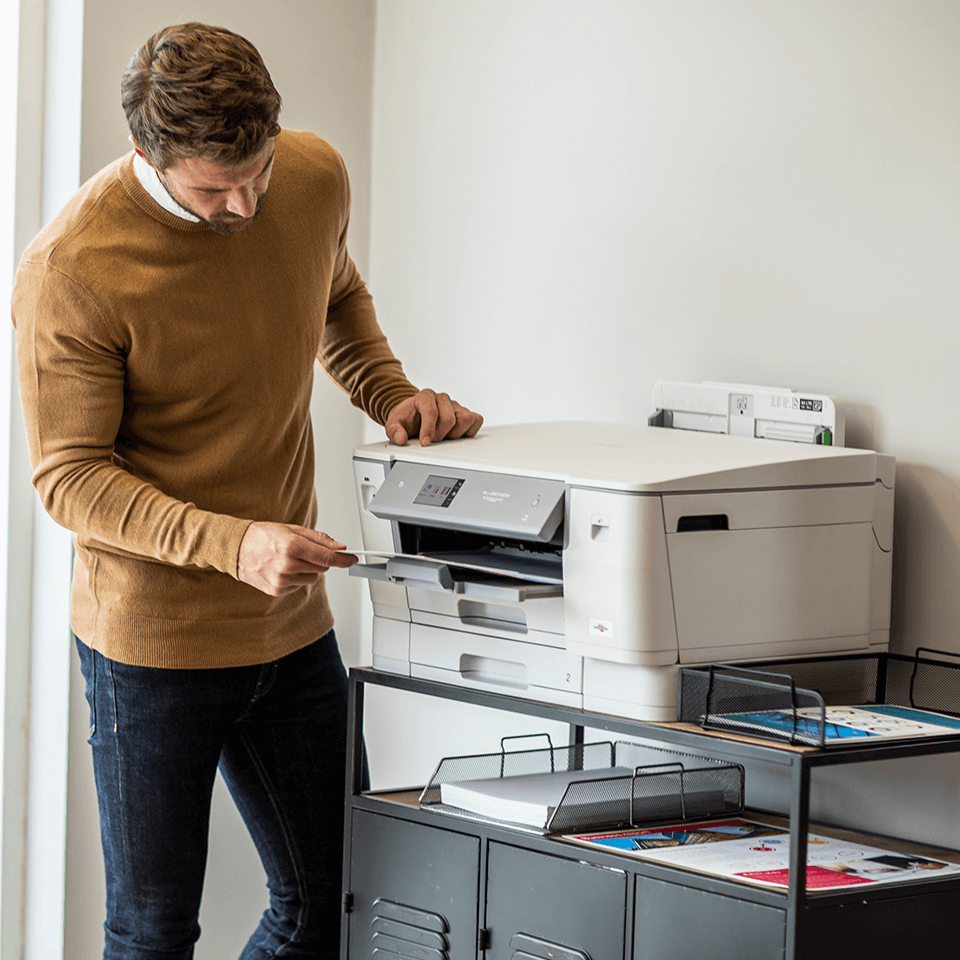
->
[200,515,256,580]
[372,385,419,427]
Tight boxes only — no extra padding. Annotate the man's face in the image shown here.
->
[157,139,276,235]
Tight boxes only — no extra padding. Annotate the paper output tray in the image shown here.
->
[678,647,960,748]
[351,555,563,602]
[419,736,744,835]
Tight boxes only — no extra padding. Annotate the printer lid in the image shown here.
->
[354,422,877,493]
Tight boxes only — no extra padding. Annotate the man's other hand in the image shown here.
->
[238,522,357,597]
[385,389,483,446]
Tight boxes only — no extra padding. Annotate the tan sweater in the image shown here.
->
[12,130,416,668]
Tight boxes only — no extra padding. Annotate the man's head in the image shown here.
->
[122,22,281,233]
[122,22,281,172]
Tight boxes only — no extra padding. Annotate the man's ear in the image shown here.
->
[128,135,156,169]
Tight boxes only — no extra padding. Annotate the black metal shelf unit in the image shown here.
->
[340,666,960,960]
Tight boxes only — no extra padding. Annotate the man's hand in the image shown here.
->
[385,389,483,446]
[237,522,357,597]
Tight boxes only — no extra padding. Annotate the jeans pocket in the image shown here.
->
[75,636,98,741]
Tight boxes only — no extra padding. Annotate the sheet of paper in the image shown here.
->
[344,549,563,584]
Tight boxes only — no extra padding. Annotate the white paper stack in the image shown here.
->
[439,767,636,828]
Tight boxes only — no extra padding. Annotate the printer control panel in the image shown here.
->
[370,461,565,542]
[413,476,465,508]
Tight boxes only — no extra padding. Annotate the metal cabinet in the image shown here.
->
[346,810,480,960]
[633,878,785,960]
[344,812,627,960]
[341,668,960,960]
[485,842,627,960]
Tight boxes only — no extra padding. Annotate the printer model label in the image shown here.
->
[413,475,465,508]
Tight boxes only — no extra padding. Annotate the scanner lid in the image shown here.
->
[354,421,878,494]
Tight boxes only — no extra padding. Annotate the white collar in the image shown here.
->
[133,152,201,222]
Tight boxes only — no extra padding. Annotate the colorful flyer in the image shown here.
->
[564,818,960,891]
[705,704,960,745]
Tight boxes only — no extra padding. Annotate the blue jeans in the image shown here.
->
[76,630,365,960]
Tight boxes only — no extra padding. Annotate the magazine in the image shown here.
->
[705,704,960,745]
[563,817,960,891]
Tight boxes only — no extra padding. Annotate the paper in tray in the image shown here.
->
[438,766,636,828]
[420,739,744,834]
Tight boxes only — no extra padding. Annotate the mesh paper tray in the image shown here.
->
[678,647,960,748]
[419,735,744,835]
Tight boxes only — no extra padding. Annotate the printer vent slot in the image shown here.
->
[676,514,729,533]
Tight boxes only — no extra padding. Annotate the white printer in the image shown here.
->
[351,389,894,721]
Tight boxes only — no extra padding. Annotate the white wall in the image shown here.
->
[366,0,960,841]
[64,3,376,958]
[33,1,960,955]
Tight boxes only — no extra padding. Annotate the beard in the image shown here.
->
[160,173,267,235]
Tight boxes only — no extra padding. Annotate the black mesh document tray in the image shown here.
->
[418,735,744,835]
[678,647,960,748]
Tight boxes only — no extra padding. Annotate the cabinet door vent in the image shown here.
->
[370,898,450,960]
[510,933,591,960]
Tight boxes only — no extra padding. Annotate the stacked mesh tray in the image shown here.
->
[678,648,960,748]
[419,736,743,835]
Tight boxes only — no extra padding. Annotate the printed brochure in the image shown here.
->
[705,704,960,745]
[564,818,960,891]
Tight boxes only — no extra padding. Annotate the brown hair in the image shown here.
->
[122,22,282,171]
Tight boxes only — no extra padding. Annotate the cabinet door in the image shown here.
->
[346,810,481,960]
[485,842,627,960]
[634,876,785,960]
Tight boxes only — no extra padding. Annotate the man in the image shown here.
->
[11,21,481,960]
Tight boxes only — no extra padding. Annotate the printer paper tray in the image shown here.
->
[351,556,563,603]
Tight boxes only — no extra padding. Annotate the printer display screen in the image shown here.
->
[413,475,464,508]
